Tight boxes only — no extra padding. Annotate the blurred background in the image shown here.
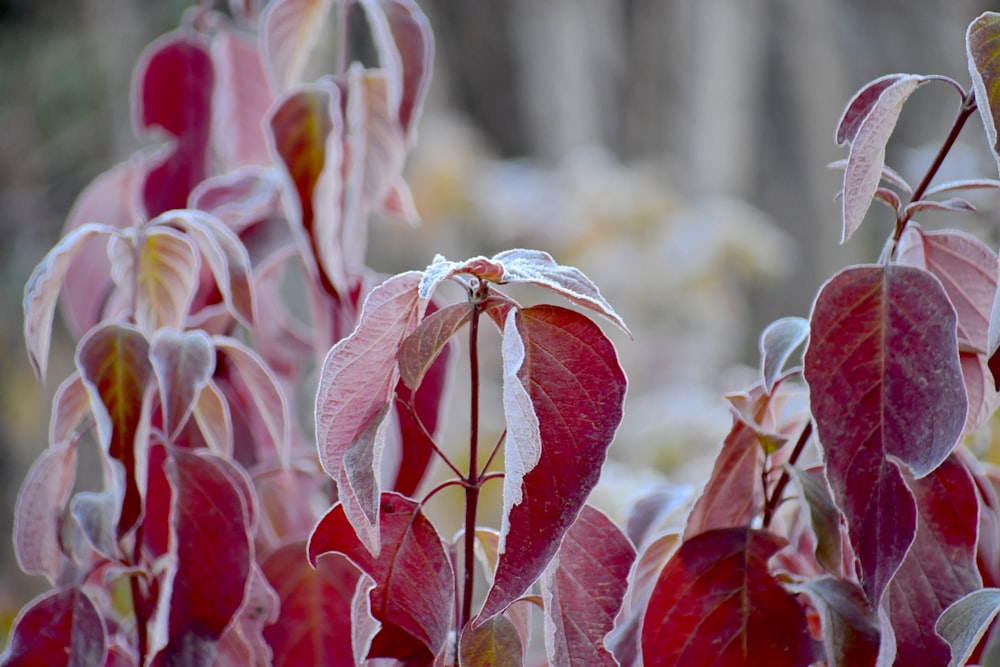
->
[1,0,997,630]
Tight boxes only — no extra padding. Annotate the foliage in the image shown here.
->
[9,1,1000,665]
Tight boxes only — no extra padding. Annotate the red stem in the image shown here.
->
[460,298,483,631]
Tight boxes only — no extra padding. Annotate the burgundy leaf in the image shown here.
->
[77,323,153,537]
[480,305,626,621]
[23,223,117,380]
[152,449,253,666]
[759,316,809,394]
[13,441,77,581]
[805,264,966,603]
[356,0,434,138]
[150,329,215,442]
[841,76,924,243]
[398,301,468,391]
[262,542,361,667]
[261,0,332,91]
[210,28,273,169]
[136,32,214,217]
[315,271,423,554]
[795,577,880,667]
[0,586,105,666]
[835,74,909,146]
[458,615,523,667]
[540,505,635,667]
[641,527,817,666]
[885,454,982,667]
[936,588,1000,667]
[308,492,455,664]
[968,12,1000,176]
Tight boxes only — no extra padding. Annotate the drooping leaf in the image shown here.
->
[357,0,434,139]
[885,454,981,667]
[48,373,90,453]
[191,380,233,457]
[70,488,120,561]
[398,301,468,391]
[904,198,977,215]
[261,0,333,91]
[968,12,1000,177]
[12,441,77,582]
[150,329,215,441]
[210,27,274,169]
[308,492,455,664]
[840,75,924,242]
[189,167,285,234]
[936,588,1000,667]
[924,178,1000,196]
[136,31,214,217]
[835,74,909,146]
[786,465,843,576]
[641,527,817,666]
[152,449,253,666]
[479,305,626,621]
[759,316,809,394]
[314,272,423,554]
[804,264,966,603]
[540,505,635,667]
[77,323,153,536]
[458,615,523,667]
[794,577,880,667]
[213,563,280,667]
[0,586,106,666]
[23,223,118,380]
[262,542,361,667]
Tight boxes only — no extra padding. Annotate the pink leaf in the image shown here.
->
[885,454,982,666]
[49,373,91,445]
[191,380,234,457]
[641,527,817,666]
[308,492,455,663]
[13,441,77,581]
[261,0,333,91]
[261,542,361,667]
[314,271,423,554]
[804,264,967,603]
[759,316,809,393]
[835,74,909,146]
[968,12,1000,176]
[153,449,253,665]
[0,586,105,666]
[904,198,976,215]
[540,505,635,667]
[150,329,215,441]
[924,178,1000,196]
[398,301,468,391]
[960,351,1000,437]
[458,615,523,667]
[480,304,626,621]
[210,28,274,169]
[23,223,117,380]
[135,32,214,217]
[841,76,924,243]
[189,167,285,234]
[794,577,880,667]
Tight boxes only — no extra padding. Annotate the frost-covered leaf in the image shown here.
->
[885,454,981,666]
[49,373,91,446]
[150,329,215,441]
[805,264,966,603]
[836,75,910,146]
[23,223,118,380]
[840,76,924,242]
[136,32,214,217]
[794,577,880,667]
[540,505,635,667]
[70,488,120,561]
[210,28,273,169]
[904,198,976,215]
[760,317,809,394]
[315,272,423,554]
[968,12,1000,178]
[262,542,361,667]
[398,301,468,390]
[191,380,233,457]
[641,527,817,666]
[786,465,843,576]
[13,441,77,581]
[261,0,333,90]
[936,588,1000,667]
[459,615,523,667]
[308,492,455,663]
[0,586,105,666]
[924,178,1000,196]
[480,305,626,621]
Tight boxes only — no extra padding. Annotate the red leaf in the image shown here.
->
[804,264,966,603]
[152,449,253,665]
[77,323,153,536]
[835,74,909,146]
[885,454,982,666]
[13,441,77,581]
[840,76,924,243]
[458,615,523,667]
[150,329,215,442]
[795,577,880,667]
[479,305,626,621]
[262,542,361,667]
[641,527,817,666]
[308,492,455,664]
[0,586,105,666]
[540,505,635,667]
[136,32,214,217]
[398,301,467,391]
[315,272,423,554]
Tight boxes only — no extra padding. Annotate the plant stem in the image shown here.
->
[762,420,813,529]
[460,298,483,631]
